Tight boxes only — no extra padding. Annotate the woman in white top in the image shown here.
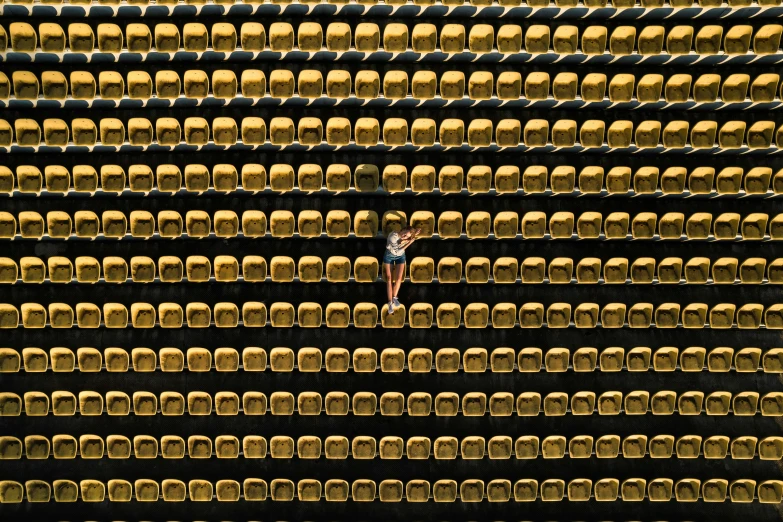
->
[383,226,421,312]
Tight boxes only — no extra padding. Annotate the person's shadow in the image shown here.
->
[383,210,407,236]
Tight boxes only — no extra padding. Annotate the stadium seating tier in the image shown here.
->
[1,3,782,522]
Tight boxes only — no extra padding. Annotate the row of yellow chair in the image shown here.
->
[5,346,780,373]
[3,433,781,460]
[6,69,783,105]
[3,255,779,285]
[1,209,780,240]
[1,300,781,329]
[1,67,777,105]
[2,477,780,503]
[2,163,781,195]
[3,0,783,7]
[4,116,782,149]
[4,21,782,56]
[3,389,782,416]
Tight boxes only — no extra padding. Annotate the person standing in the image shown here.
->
[383,226,422,312]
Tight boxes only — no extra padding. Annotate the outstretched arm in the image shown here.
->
[399,229,422,250]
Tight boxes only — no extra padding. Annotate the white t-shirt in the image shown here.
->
[386,231,405,256]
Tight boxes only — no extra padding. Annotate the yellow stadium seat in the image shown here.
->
[508,478,539,503]
[693,23,723,53]
[181,23,208,52]
[510,348,540,374]
[107,392,130,415]
[104,480,132,502]
[207,23,235,53]
[510,166,538,191]
[68,166,97,195]
[432,349,458,374]
[213,392,239,415]
[322,392,348,416]
[630,75,660,104]
[126,24,152,53]
[323,117,351,145]
[345,70,378,102]
[722,74,749,103]
[750,74,780,102]
[521,74,550,104]
[544,73,574,102]
[78,434,105,460]
[211,117,237,146]
[153,24,179,53]
[67,23,94,53]
[238,22,266,51]
[49,435,76,460]
[12,118,40,147]
[50,479,79,502]
[16,167,44,196]
[0,258,17,286]
[382,71,408,100]
[565,478,593,503]
[489,119,518,147]
[296,302,321,328]
[186,480,212,502]
[757,480,783,504]
[733,348,760,372]
[0,348,19,373]
[185,391,211,416]
[408,24,435,53]
[717,121,746,149]
[38,23,64,53]
[510,300,540,328]
[0,167,12,195]
[160,479,186,502]
[378,392,403,415]
[759,437,783,459]
[79,391,103,416]
[20,479,51,503]
[410,71,436,100]
[426,436,454,459]
[761,392,783,415]
[0,302,19,328]
[747,121,775,149]
[242,392,267,416]
[726,479,755,503]
[242,347,267,372]
[754,24,783,54]
[268,347,294,372]
[126,71,152,100]
[11,72,39,104]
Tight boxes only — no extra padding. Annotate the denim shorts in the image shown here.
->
[383,250,406,264]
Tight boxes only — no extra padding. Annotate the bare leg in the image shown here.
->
[384,263,393,303]
[392,263,406,298]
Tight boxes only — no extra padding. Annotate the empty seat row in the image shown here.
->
[2,477,781,503]
[3,389,782,417]
[2,209,781,241]
[3,0,783,8]
[4,255,781,285]
[7,69,783,105]
[4,21,782,56]
[1,300,782,329]
[3,346,781,374]
[4,163,780,195]
[5,116,782,149]
[3,433,781,460]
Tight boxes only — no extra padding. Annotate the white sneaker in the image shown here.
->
[388,300,396,313]
[393,297,401,309]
